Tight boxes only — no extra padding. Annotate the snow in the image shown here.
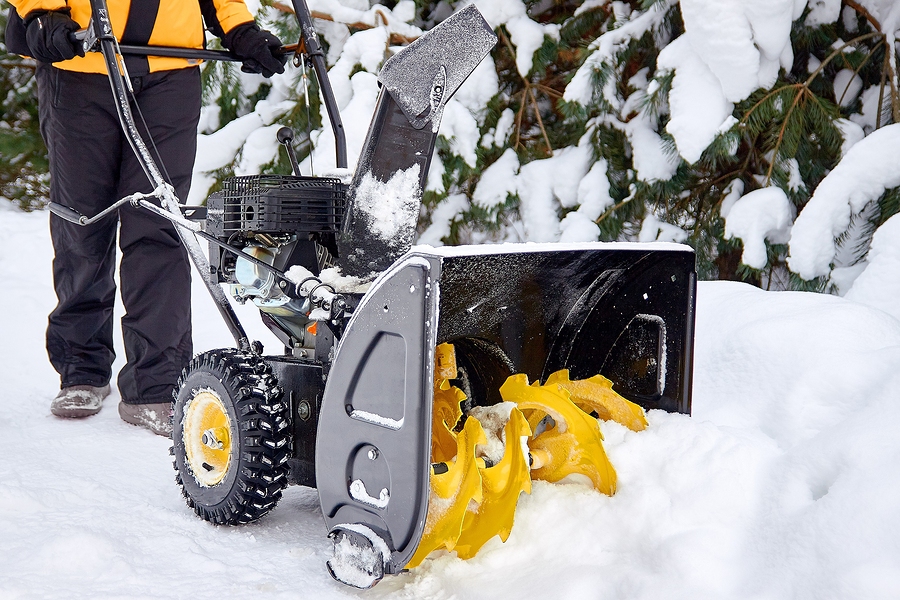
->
[351,164,421,245]
[349,479,390,508]
[471,0,556,77]
[452,56,500,122]
[327,27,389,110]
[439,100,480,167]
[504,15,549,77]
[655,35,734,164]
[414,240,694,257]
[725,187,794,269]
[234,123,282,176]
[844,213,900,321]
[806,0,841,26]
[558,212,601,243]
[833,68,863,107]
[582,0,799,165]
[482,107,515,149]
[836,117,865,156]
[10,0,900,594]
[620,69,680,183]
[719,179,744,218]
[4,207,900,598]
[849,84,885,134]
[788,123,900,280]
[513,141,597,242]
[468,402,517,465]
[472,148,519,209]
[327,523,390,589]
[305,0,421,40]
[638,214,688,244]
[680,0,791,103]
[574,158,614,220]
[304,70,380,177]
[419,193,470,246]
[564,0,676,107]
[625,112,680,182]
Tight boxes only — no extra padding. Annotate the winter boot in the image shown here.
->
[118,401,174,437]
[50,384,111,418]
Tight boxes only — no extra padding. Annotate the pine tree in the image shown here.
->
[2,0,898,294]
[0,7,47,211]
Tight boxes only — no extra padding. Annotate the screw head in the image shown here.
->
[298,400,311,421]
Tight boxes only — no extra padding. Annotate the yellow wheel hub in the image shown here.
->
[183,389,233,487]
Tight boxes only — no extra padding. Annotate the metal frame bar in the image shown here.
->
[50,0,352,351]
[83,0,251,349]
[290,0,347,168]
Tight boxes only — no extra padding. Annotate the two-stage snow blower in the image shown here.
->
[49,0,695,588]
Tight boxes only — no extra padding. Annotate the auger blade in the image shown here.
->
[501,374,617,495]
[545,369,648,432]
[432,378,466,464]
[455,405,532,559]
[407,417,486,569]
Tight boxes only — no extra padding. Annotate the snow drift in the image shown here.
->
[2,205,899,599]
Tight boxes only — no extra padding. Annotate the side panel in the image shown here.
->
[267,357,325,488]
[316,257,440,573]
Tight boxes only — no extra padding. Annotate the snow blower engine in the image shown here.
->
[50,0,696,588]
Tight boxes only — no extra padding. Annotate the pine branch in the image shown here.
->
[843,0,881,32]
[886,46,900,123]
[838,40,882,106]
[271,1,418,44]
[0,60,35,70]
[498,27,554,155]
[529,87,553,153]
[877,48,889,129]
[804,31,882,86]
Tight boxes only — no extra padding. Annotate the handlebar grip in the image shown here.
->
[48,202,87,225]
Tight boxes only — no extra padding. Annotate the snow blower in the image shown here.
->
[49,0,696,588]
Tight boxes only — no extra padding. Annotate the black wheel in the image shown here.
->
[172,349,291,525]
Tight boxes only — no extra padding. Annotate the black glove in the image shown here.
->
[24,9,84,63]
[224,22,287,78]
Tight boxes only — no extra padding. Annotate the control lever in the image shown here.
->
[277,127,303,177]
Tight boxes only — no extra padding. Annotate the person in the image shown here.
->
[6,0,287,435]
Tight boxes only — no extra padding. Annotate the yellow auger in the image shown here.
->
[501,373,617,495]
[455,405,532,560]
[544,370,648,433]
[407,416,486,568]
[408,344,649,568]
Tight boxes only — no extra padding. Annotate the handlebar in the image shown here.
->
[69,29,300,62]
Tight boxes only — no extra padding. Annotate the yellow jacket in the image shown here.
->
[9,0,254,73]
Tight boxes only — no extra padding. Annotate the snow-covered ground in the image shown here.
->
[2,203,899,599]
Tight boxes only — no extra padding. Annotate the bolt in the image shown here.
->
[297,400,311,421]
[201,429,224,450]
[368,448,379,460]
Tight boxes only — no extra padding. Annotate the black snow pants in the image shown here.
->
[36,64,201,404]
